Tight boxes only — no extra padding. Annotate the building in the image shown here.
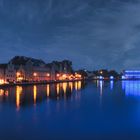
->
[5,62,16,82]
[0,64,7,84]
[8,56,50,82]
[122,70,140,79]
[0,56,74,84]
[46,60,73,80]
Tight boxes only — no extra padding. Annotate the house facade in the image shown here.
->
[0,56,74,83]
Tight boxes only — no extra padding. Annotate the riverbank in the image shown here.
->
[1,78,139,88]
[0,79,84,88]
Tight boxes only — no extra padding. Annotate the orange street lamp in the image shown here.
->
[16,72,20,76]
[33,72,37,77]
[62,74,67,79]
[100,71,103,74]
[47,73,50,77]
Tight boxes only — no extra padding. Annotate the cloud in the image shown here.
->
[0,0,140,71]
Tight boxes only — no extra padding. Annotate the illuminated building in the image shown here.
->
[0,64,7,84]
[5,62,16,83]
[122,70,140,79]
[46,60,73,80]
[8,56,50,82]
[0,56,75,83]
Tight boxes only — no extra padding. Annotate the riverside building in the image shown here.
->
[0,56,74,84]
[122,70,140,79]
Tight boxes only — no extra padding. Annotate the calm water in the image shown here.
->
[0,80,140,139]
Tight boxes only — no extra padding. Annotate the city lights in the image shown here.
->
[16,86,22,110]
[46,73,50,77]
[0,56,85,85]
[100,71,103,74]
[110,76,114,80]
[0,79,4,85]
[16,72,20,76]
[62,74,67,79]
[33,72,37,77]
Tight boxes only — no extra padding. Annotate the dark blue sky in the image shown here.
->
[0,0,140,71]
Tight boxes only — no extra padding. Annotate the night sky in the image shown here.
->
[0,0,140,71]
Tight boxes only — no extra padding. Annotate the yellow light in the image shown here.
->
[75,82,78,91]
[17,77,23,81]
[16,72,20,76]
[0,89,4,96]
[62,74,67,79]
[63,82,67,94]
[47,84,50,97]
[33,73,37,76]
[16,86,22,110]
[69,82,73,92]
[78,81,81,90]
[0,79,4,85]
[56,84,60,95]
[33,85,37,105]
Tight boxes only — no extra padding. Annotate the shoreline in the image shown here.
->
[0,78,140,88]
[0,79,84,88]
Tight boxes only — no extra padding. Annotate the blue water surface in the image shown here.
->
[0,80,140,140]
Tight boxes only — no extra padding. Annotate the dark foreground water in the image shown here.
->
[0,80,140,140]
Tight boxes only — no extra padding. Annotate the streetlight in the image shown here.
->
[33,72,37,77]
[47,73,50,77]
[16,72,20,77]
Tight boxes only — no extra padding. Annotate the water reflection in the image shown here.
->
[46,84,50,97]
[98,80,103,106]
[99,80,103,96]
[56,84,60,96]
[1,80,140,110]
[75,82,78,91]
[110,81,114,90]
[77,81,81,90]
[33,86,37,105]
[0,81,84,109]
[122,80,140,96]
[0,89,4,96]
[5,90,9,97]
[69,82,73,92]
[16,86,22,110]
[62,82,67,94]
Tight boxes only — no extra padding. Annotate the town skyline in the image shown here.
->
[0,55,139,73]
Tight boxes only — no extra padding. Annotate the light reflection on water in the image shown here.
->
[46,84,50,97]
[1,80,140,110]
[110,80,114,90]
[33,85,37,105]
[0,81,140,139]
[16,86,22,110]
[0,81,83,110]
[95,80,140,97]
[122,80,140,96]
